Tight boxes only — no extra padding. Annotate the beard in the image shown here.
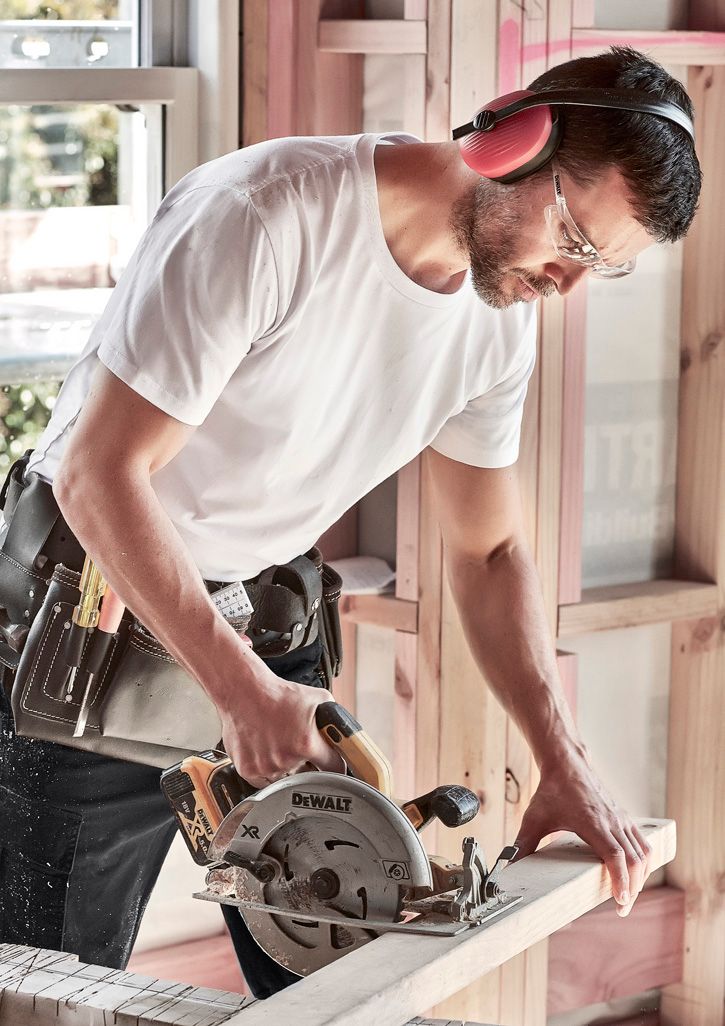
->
[450,180,555,309]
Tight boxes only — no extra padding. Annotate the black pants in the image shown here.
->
[0,636,323,1000]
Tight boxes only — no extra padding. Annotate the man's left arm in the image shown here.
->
[426,445,652,917]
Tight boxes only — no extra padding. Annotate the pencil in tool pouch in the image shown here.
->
[62,553,106,701]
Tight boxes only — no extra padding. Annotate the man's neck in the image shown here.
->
[373,139,475,295]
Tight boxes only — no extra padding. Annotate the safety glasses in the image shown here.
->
[544,164,636,279]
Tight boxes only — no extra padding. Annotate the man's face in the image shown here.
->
[450,164,654,309]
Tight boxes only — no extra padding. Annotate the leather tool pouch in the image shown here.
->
[10,562,252,768]
[1,455,344,766]
[317,561,343,688]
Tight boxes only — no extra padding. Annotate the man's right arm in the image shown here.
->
[53,360,342,785]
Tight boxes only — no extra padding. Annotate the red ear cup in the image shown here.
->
[459,89,560,182]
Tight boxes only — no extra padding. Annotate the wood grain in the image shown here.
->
[548,886,685,1014]
[661,51,725,1026]
[318,19,428,54]
[571,28,725,65]
[557,578,719,637]
[232,820,675,1026]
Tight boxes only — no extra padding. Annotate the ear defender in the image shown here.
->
[452,87,695,184]
[455,89,563,183]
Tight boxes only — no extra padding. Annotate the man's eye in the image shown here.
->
[556,224,597,261]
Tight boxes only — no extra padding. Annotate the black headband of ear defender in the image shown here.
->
[452,87,695,143]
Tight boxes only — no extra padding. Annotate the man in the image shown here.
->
[0,46,701,999]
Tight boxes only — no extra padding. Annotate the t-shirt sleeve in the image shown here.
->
[94,185,278,426]
[429,319,537,468]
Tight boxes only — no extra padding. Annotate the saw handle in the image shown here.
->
[402,784,480,831]
[315,702,393,798]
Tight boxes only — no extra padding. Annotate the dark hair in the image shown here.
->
[528,46,701,242]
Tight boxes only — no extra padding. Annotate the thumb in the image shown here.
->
[512,811,545,862]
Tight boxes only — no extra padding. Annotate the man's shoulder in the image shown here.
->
[168,135,368,204]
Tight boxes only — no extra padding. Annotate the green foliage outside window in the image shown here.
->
[0,381,60,478]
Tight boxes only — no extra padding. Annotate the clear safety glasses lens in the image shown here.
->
[544,203,636,280]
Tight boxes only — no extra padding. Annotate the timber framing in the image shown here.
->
[233,3,725,1024]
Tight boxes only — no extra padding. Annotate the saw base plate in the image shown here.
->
[193,889,523,937]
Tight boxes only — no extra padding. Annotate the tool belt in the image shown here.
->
[0,451,343,768]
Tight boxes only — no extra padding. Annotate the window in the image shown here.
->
[0,0,197,474]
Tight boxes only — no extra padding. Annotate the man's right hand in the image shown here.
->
[217,663,346,789]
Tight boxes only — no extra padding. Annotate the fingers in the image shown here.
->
[307,731,347,774]
[585,823,650,916]
[512,806,545,862]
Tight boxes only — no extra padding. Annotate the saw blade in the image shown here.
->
[209,771,431,976]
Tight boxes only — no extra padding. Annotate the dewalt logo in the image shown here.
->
[291,791,352,814]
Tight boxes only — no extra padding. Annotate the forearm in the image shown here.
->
[446,538,587,770]
[53,460,263,708]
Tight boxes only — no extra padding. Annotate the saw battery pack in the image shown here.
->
[161,752,253,865]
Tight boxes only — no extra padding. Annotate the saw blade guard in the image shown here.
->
[210,771,432,975]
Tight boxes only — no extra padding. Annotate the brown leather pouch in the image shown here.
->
[10,563,251,768]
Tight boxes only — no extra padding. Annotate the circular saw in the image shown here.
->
[184,703,522,977]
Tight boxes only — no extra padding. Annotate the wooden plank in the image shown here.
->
[558,279,587,605]
[429,572,508,1024]
[413,451,444,833]
[266,0,295,139]
[424,0,452,142]
[339,594,418,633]
[571,28,725,65]
[557,578,719,637]
[661,39,725,1025]
[318,19,428,54]
[449,0,497,131]
[395,458,422,800]
[0,944,252,1026]
[547,886,685,1014]
[297,1,364,138]
[241,0,268,147]
[231,820,675,1026]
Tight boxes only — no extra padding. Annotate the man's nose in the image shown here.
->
[555,264,590,295]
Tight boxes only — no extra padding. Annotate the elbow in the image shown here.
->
[53,451,84,523]
[446,534,529,577]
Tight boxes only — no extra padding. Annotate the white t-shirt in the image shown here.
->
[29,133,537,580]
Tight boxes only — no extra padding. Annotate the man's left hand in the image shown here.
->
[511,748,654,917]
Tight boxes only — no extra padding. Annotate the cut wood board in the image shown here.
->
[0,945,252,1025]
[233,819,675,1026]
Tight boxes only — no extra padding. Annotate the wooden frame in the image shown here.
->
[234,4,725,1024]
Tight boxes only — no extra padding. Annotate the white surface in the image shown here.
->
[328,556,396,594]
[582,238,683,587]
[558,623,671,820]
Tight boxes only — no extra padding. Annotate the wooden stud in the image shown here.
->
[241,0,268,147]
[660,0,725,1008]
[318,19,428,54]
[557,579,720,637]
[424,0,452,143]
[571,28,725,65]
[547,886,685,1015]
[339,594,418,632]
[558,279,587,606]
